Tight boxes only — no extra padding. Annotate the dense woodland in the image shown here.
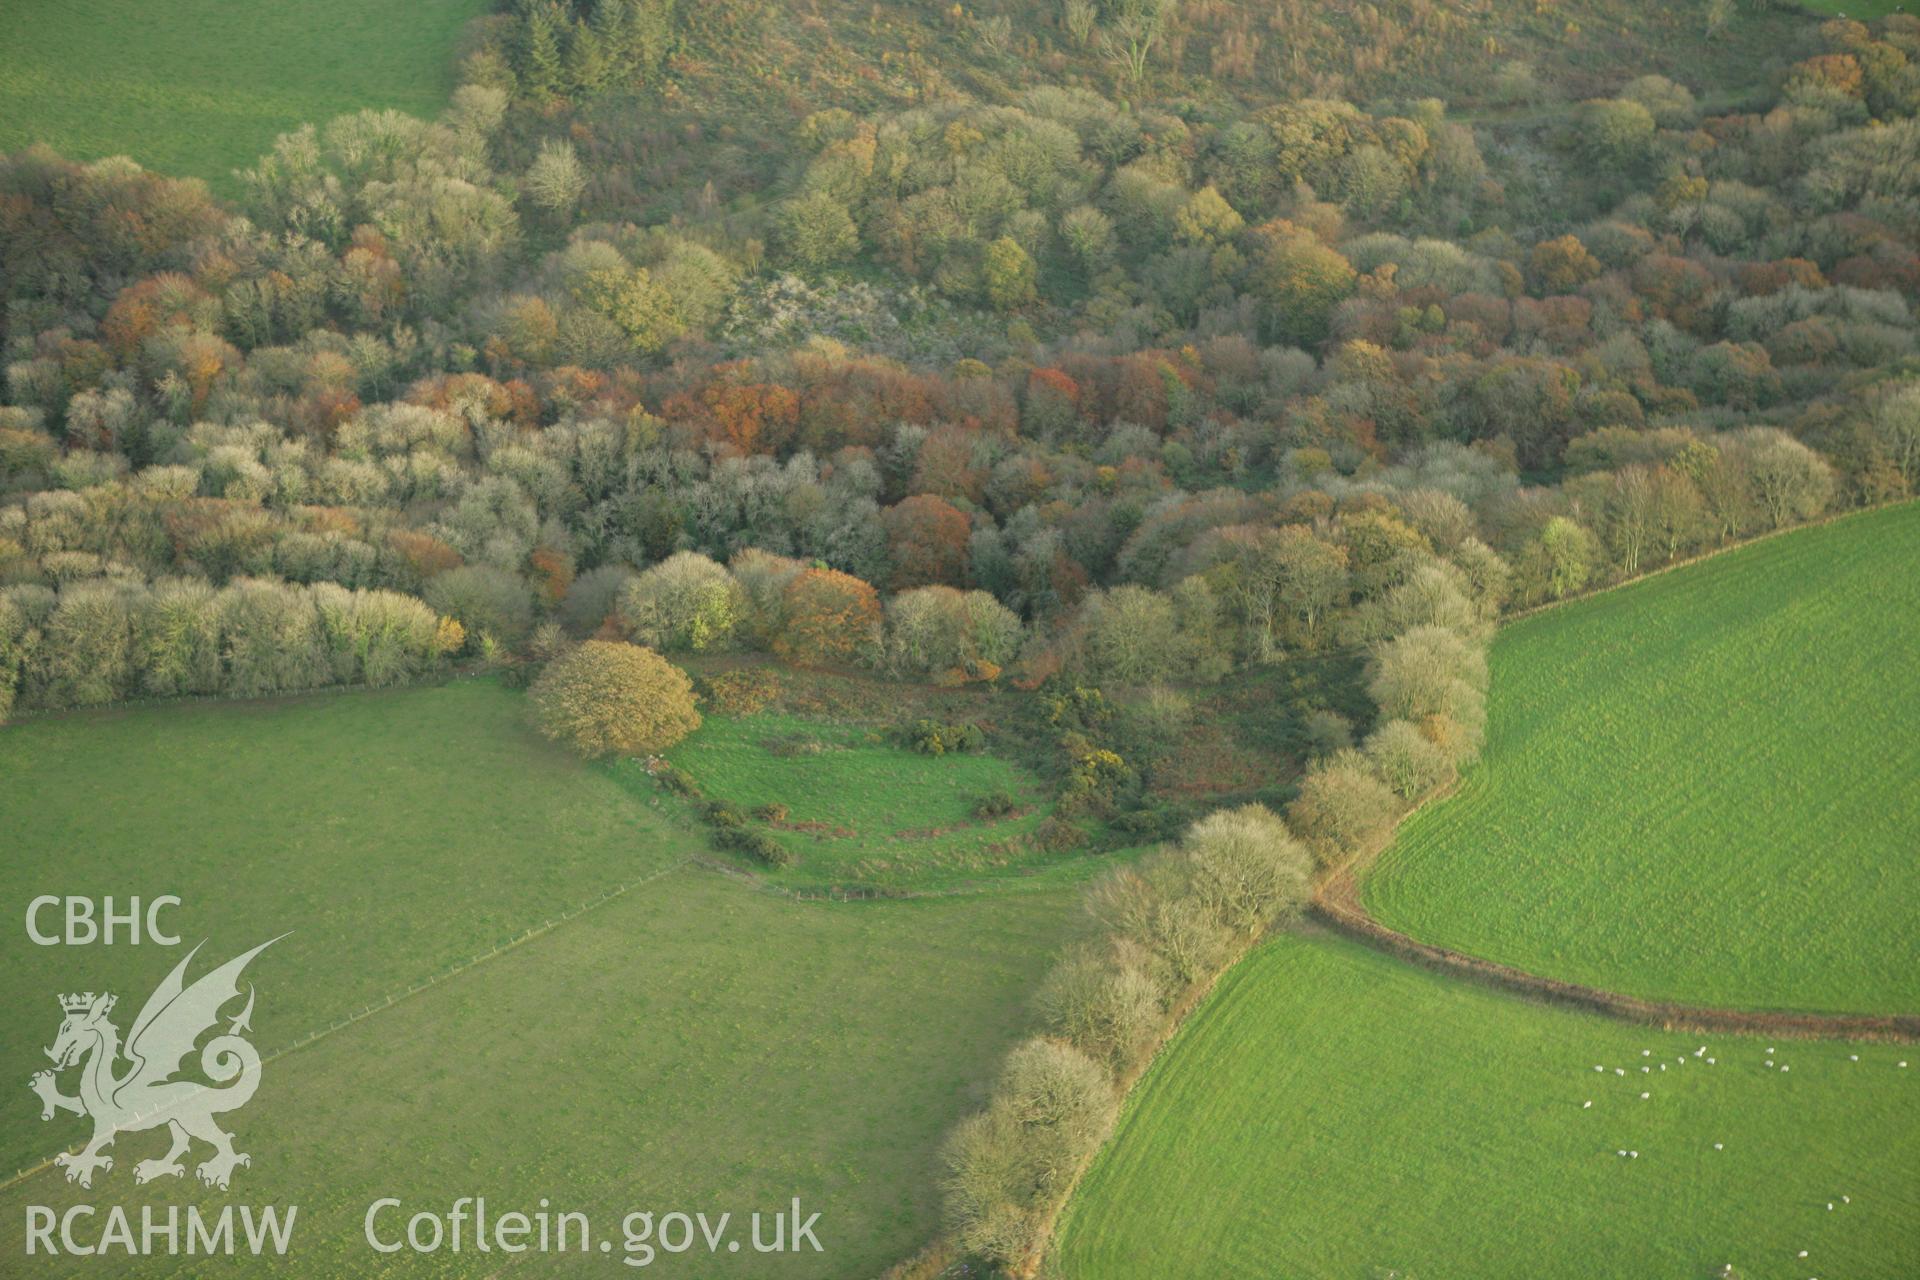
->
[1,2,1916,734]
[4,6,1918,1274]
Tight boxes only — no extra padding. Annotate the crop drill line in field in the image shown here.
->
[1,858,694,1192]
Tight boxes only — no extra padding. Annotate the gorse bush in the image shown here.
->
[973,789,1019,819]
[1033,814,1089,853]
[700,799,747,828]
[904,718,986,755]
[710,822,792,868]
[651,760,699,796]
[685,788,798,870]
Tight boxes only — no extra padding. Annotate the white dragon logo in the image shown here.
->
[29,937,281,1191]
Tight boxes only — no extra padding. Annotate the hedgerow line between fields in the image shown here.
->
[1312,867,1920,1043]
[0,857,695,1192]
[940,506,1920,1274]
[1494,498,1917,627]
[0,668,503,727]
[1309,500,1920,1043]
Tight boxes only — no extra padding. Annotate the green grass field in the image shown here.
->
[1799,0,1906,17]
[0,682,1075,1274]
[1054,932,1920,1280]
[664,712,1075,890]
[0,0,490,192]
[1363,504,1920,1014]
[0,677,685,1151]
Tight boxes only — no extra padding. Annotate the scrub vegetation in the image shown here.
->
[4,0,1917,1274]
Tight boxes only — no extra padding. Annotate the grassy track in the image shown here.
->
[0,0,489,192]
[1054,932,1920,1280]
[665,712,1070,890]
[0,682,1074,1273]
[1363,504,1920,1014]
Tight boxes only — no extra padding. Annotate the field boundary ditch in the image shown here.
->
[1314,852,1920,1042]
[1312,499,1920,1042]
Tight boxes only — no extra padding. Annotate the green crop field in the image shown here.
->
[664,712,1078,890]
[0,0,489,192]
[1054,932,1920,1280]
[0,683,1075,1275]
[1363,503,1920,1014]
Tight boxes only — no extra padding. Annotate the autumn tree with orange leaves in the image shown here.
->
[772,567,882,667]
[667,363,802,455]
[883,494,971,590]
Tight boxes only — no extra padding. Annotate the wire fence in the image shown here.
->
[2,858,691,1192]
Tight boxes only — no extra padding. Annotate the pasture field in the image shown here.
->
[1800,0,1906,16]
[663,712,1077,890]
[0,676,689,1173]
[0,682,1076,1274]
[0,871,1074,1276]
[1053,932,1920,1280]
[0,0,489,191]
[1363,503,1920,1014]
